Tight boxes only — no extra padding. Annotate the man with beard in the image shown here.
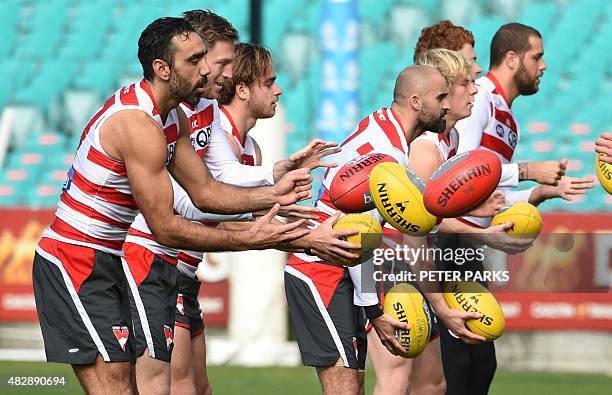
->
[32,17,315,394]
[120,12,350,395]
[284,65,489,395]
[433,22,593,395]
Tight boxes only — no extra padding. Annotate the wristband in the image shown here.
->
[363,304,384,320]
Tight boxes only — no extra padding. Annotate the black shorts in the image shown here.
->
[174,270,205,337]
[33,238,135,364]
[122,242,178,363]
[284,262,367,370]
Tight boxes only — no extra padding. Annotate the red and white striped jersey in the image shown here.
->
[176,106,260,276]
[455,72,523,228]
[412,128,459,161]
[289,108,412,307]
[315,108,411,222]
[40,80,180,255]
[181,98,217,158]
[124,100,258,273]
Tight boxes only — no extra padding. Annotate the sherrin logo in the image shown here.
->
[449,284,494,327]
[376,182,421,233]
[437,164,492,207]
[392,301,411,346]
[338,153,389,182]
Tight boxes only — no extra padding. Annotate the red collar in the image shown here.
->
[438,132,450,145]
[220,106,245,147]
[486,72,510,107]
[139,79,160,116]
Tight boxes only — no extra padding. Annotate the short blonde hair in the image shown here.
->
[414,48,471,86]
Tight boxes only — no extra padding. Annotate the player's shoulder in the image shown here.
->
[218,106,233,135]
[179,98,214,113]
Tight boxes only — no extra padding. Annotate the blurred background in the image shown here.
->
[0,0,610,393]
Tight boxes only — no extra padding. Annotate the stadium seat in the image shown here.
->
[389,5,429,46]
[15,0,70,60]
[0,0,20,59]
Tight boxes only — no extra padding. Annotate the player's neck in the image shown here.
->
[487,69,519,107]
[391,103,421,144]
[146,79,180,121]
[224,101,254,140]
[444,116,458,136]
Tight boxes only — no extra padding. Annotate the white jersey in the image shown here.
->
[412,128,459,161]
[289,108,412,307]
[203,106,274,186]
[41,80,180,255]
[454,73,531,228]
[176,106,261,277]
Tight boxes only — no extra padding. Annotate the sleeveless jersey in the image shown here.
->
[288,108,412,307]
[123,100,258,275]
[176,106,259,277]
[455,72,522,228]
[40,80,180,255]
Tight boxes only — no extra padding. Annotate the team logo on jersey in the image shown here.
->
[62,167,75,191]
[495,124,505,138]
[164,325,174,351]
[112,326,129,351]
[507,130,518,149]
[176,294,185,315]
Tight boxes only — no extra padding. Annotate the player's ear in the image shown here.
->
[236,82,249,100]
[410,94,421,112]
[152,59,171,81]
[505,51,519,71]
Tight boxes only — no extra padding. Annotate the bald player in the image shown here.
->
[286,65,485,395]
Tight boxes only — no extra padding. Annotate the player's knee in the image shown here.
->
[412,377,446,395]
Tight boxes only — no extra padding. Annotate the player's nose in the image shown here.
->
[200,57,211,77]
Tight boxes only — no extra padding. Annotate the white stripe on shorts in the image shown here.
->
[35,246,111,362]
[285,265,349,367]
[121,257,156,358]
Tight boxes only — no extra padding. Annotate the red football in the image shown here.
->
[423,150,502,218]
[330,152,397,213]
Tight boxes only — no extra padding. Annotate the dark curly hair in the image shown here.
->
[138,17,195,80]
[413,20,475,62]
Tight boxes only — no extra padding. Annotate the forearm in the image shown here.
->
[151,215,250,252]
[191,179,277,214]
[439,218,486,244]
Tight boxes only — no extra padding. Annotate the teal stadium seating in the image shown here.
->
[0,0,609,211]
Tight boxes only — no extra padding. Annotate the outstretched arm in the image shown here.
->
[108,111,307,252]
[169,109,311,214]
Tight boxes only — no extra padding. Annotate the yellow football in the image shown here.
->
[596,154,612,194]
[369,162,437,236]
[383,283,433,358]
[332,213,382,266]
[443,281,505,341]
[491,202,542,238]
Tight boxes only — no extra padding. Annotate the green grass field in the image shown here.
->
[0,361,610,394]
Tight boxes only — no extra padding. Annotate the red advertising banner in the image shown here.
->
[489,212,612,330]
[0,208,610,330]
[0,208,230,326]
